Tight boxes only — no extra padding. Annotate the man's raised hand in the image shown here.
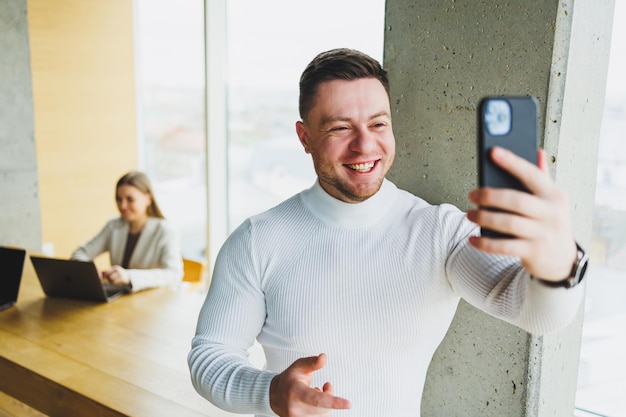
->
[270,353,351,416]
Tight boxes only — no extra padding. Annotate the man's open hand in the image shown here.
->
[270,353,351,416]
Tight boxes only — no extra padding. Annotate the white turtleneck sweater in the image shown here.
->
[188,179,583,417]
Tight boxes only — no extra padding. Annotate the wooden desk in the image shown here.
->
[0,256,240,417]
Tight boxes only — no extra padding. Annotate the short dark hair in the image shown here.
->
[298,48,390,122]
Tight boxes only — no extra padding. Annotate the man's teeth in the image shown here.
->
[348,162,375,172]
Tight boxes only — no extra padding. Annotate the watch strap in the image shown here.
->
[534,242,589,289]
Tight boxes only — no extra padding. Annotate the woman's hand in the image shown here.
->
[102,265,131,285]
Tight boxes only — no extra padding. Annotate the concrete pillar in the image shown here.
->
[384,1,613,416]
[0,0,42,251]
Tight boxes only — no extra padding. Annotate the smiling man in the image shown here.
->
[295,76,395,203]
[188,48,587,417]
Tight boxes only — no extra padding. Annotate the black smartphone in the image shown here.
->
[477,96,539,238]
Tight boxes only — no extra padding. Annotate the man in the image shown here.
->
[188,48,586,417]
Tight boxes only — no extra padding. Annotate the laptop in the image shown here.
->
[0,246,26,311]
[29,255,129,302]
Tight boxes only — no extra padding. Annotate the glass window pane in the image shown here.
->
[134,0,207,261]
[576,3,626,415]
[226,0,385,231]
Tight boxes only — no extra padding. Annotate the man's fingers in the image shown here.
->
[322,381,350,408]
[293,353,326,375]
[469,187,546,219]
[270,354,351,415]
[467,208,542,240]
[322,382,333,394]
[489,146,551,197]
[536,148,549,173]
[299,384,351,410]
[469,234,529,258]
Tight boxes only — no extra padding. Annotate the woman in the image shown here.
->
[72,171,183,292]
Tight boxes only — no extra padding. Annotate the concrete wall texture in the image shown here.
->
[0,0,42,251]
[384,0,614,416]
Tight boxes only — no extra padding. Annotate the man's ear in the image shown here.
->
[295,121,311,154]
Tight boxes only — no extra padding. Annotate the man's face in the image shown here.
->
[296,77,396,203]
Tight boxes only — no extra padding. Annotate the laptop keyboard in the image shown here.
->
[103,283,131,296]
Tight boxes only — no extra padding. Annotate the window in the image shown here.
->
[134,0,207,261]
[575,3,626,416]
[226,0,385,231]
[134,0,385,261]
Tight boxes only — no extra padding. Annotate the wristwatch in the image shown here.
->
[536,242,589,289]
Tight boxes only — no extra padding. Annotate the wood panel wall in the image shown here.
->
[27,0,138,261]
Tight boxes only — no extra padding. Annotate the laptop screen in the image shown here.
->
[0,246,26,310]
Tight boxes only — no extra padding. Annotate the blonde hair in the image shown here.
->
[116,171,165,219]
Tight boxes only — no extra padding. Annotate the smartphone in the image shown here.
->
[477,96,538,238]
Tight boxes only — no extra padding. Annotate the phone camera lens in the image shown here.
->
[485,99,512,136]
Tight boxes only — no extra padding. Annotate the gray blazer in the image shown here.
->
[71,217,183,292]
